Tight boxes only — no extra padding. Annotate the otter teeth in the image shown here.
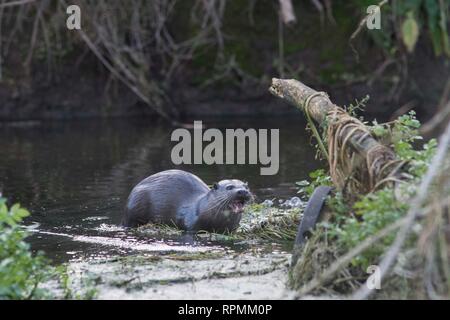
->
[230,201,244,213]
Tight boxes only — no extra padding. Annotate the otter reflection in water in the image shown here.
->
[121,170,253,233]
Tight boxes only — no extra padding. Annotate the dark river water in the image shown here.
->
[0,116,320,264]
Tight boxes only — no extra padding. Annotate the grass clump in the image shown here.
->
[135,202,303,243]
[236,203,302,241]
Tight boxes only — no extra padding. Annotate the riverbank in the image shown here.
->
[53,241,292,300]
[1,42,447,123]
[1,1,448,123]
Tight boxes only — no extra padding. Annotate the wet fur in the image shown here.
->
[122,170,250,233]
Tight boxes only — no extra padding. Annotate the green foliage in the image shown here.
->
[328,189,409,268]
[296,169,333,197]
[392,110,421,142]
[385,0,449,56]
[0,197,97,300]
[371,119,390,138]
[307,111,437,268]
[352,0,449,57]
[402,11,420,52]
[0,198,53,299]
[392,111,437,177]
[346,95,370,118]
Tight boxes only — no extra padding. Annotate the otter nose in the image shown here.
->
[237,189,249,198]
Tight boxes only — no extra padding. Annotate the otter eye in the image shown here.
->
[226,185,234,191]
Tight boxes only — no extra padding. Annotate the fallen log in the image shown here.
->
[269,78,407,195]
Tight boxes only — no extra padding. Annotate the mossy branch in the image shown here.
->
[269,78,403,193]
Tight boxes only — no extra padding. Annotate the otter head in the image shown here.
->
[209,179,252,215]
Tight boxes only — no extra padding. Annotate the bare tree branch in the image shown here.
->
[279,0,296,25]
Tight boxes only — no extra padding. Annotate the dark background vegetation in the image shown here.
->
[1,0,450,300]
[0,0,449,124]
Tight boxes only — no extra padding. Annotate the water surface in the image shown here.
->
[0,116,320,263]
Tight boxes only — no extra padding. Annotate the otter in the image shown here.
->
[121,170,252,233]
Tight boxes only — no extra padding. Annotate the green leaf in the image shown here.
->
[10,203,20,213]
[0,203,7,216]
[16,208,30,219]
[402,12,420,53]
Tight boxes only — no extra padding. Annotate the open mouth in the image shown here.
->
[229,200,246,214]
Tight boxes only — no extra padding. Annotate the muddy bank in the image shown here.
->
[62,249,292,300]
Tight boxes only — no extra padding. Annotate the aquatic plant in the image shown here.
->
[236,203,302,241]
[136,202,303,243]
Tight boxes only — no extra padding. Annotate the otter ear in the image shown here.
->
[213,183,219,190]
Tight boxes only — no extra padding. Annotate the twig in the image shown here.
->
[420,75,450,135]
[0,0,34,8]
[24,0,43,69]
[279,0,296,25]
[310,0,324,26]
[323,0,336,25]
[294,216,406,298]
[437,76,450,111]
[278,10,285,78]
[420,101,450,136]
[349,0,389,61]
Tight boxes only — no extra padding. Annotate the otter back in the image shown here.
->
[121,170,209,228]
